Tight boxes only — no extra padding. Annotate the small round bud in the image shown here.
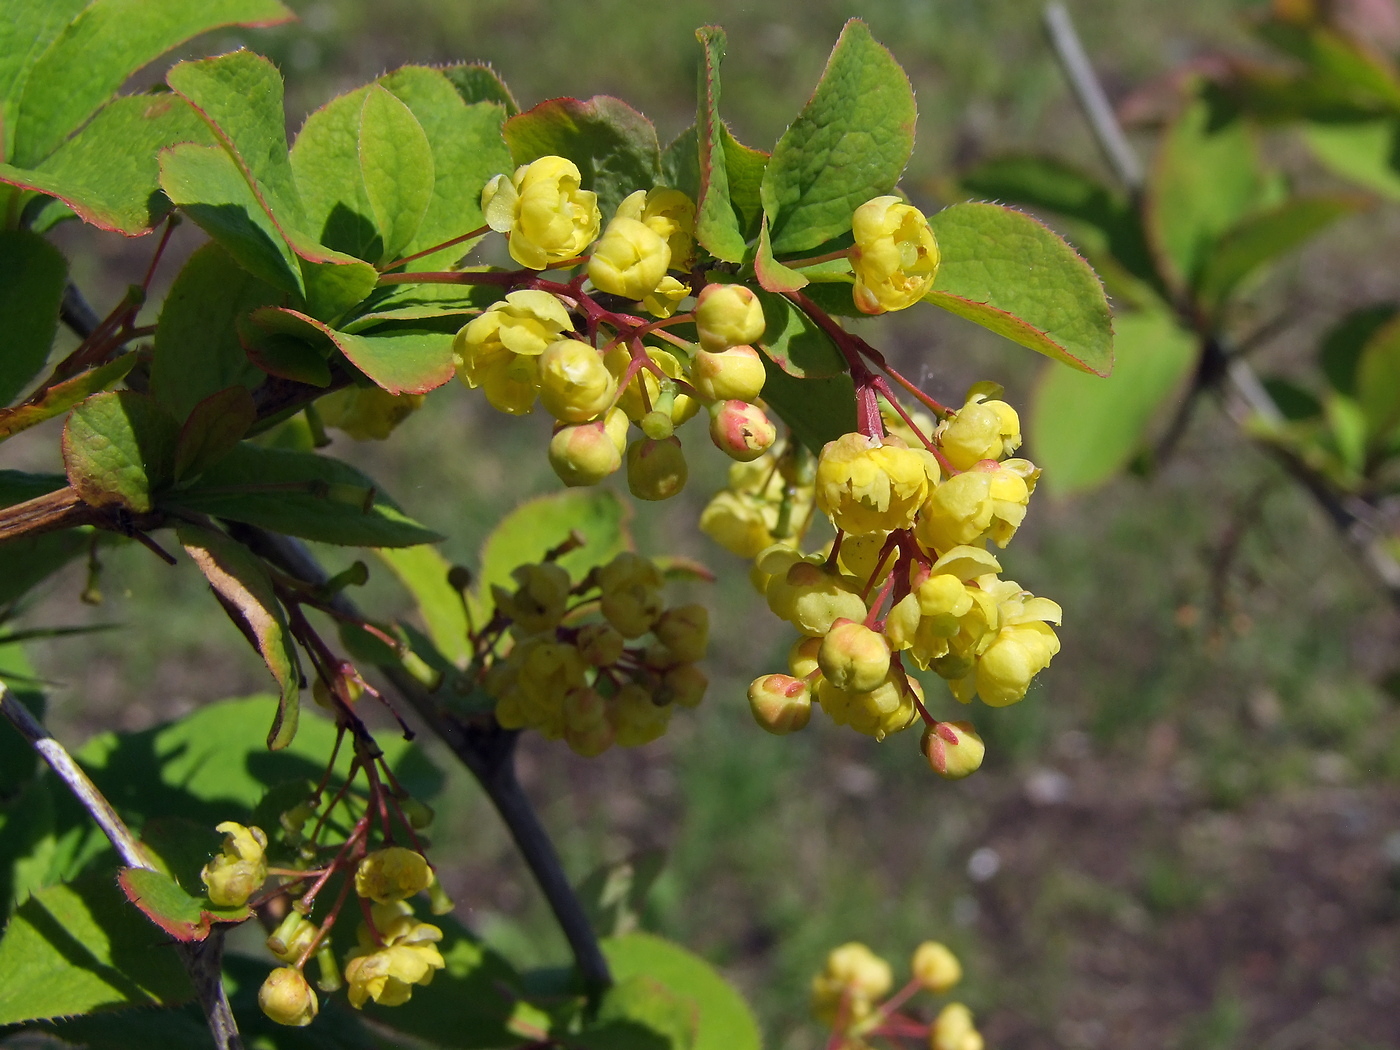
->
[611,683,672,747]
[695,284,766,351]
[911,941,962,993]
[355,847,433,904]
[267,911,320,963]
[653,604,709,663]
[399,798,435,829]
[690,345,767,402]
[709,400,776,462]
[748,674,812,734]
[931,1003,982,1050]
[818,619,892,693]
[659,663,707,708]
[538,339,617,423]
[640,409,675,440]
[626,436,688,501]
[259,967,318,1027]
[788,635,822,679]
[548,420,623,486]
[576,622,626,666]
[921,721,985,780]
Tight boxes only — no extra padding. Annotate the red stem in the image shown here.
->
[380,224,490,271]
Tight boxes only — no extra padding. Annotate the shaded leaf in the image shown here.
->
[1031,309,1197,494]
[0,353,137,442]
[754,289,843,379]
[1196,193,1366,310]
[576,975,696,1050]
[165,444,441,547]
[760,355,857,453]
[62,391,179,513]
[925,202,1113,376]
[695,27,765,263]
[290,85,378,261]
[0,94,217,236]
[176,523,299,747]
[661,125,700,200]
[0,0,89,161]
[359,84,435,264]
[239,307,335,387]
[602,932,760,1050]
[505,96,661,219]
[440,62,519,114]
[0,869,193,1024]
[1356,312,1400,442]
[151,243,283,421]
[0,529,88,608]
[760,20,915,254]
[0,228,67,407]
[9,0,293,168]
[375,545,471,665]
[1304,118,1400,199]
[117,866,247,942]
[173,386,257,481]
[1319,303,1398,395]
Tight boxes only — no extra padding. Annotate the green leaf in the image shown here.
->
[695,27,762,263]
[925,202,1113,376]
[753,219,808,295]
[1304,118,1400,199]
[1030,309,1198,494]
[505,96,661,219]
[0,469,66,507]
[471,489,631,624]
[1256,18,1400,110]
[8,0,293,168]
[358,84,435,265]
[117,866,247,942]
[1145,97,1269,291]
[1196,194,1366,310]
[1326,391,1368,474]
[661,125,699,200]
[24,1005,217,1049]
[239,306,335,388]
[577,851,666,940]
[0,0,88,161]
[602,932,761,1050]
[380,66,512,271]
[62,391,179,513]
[176,523,300,748]
[374,545,471,665]
[760,19,915,254]
[577,975,696,1050]
[0,93,217,236]
[754,289,843,378]
[440,63,519,114]
[173,387,256,481]
[151,243,283,421]
[164,443,441,547]
[289,85,378,261]
[1356,312,1400,443]
[159,143,305,297]
[1319,303,1398,395]
[0,228,67,407]
[0,355,136,442]
[760,355,857,453]
[0,527,88,607]
[958,153,1161,292]
[0,869,193,1024]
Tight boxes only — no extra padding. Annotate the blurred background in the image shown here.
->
[8,1,1400,1047]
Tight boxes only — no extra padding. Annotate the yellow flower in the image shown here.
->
[611,682,672,747]
[537,339,617,423]
[200,822,267,907]
[588,215,672,300]
[617,187,696,267]
[930,1002,983,1050]
[482,156,600,270]
[911,941,963,992]
[258,966,318,1026]
[344,903,446,1009]
[764,554,867,637]
[355,847,434,905]
[455,289,576,415]
[816,432,930,535]
[816,668,920,741]
[936,392,1022,470]
[316,386,424,441]
[699,490,778,558]
[850,196,939,314]
[811,942,893,1028]
[915,460,1038,553]
[652,604,709,663]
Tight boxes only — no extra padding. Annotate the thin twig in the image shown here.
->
[234,526,615,1001]
[0,683,244,1049]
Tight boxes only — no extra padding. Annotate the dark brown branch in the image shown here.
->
[234,526,614,1001]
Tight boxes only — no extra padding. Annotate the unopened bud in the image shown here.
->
[267,911,319,963]
[626,436,688,501]
[259,967,318,1027]
[748,674,812,734]
[538,339,617,423]
[709,400,776,462]
[696,284,766,351]
[931,1002,982,1050]
[818,619,891,693]
[911,940,962,993]
[921,721,985,780]
[428,878,455,916]
[788,636,822,679]
[399,798,435,829]
[659,663,707,707]
[653,604,709,663]
[690,345,767,402]
[549,420,623,486]
[640,409,674,440]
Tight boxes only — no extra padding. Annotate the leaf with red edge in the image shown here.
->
[176,522,300,749]
[924,202,1113,377]
[504,95,660,218]
[754,218,808,294]
[117,867,248,943]
[173,386,257,481]
[63,391,179,513]
[694,27,769,262]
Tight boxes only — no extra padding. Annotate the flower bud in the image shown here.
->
[921,721,985,780]
[748,674,812,734]
[201,822,268,907]
[492,562,571,636]
[611,683,672,747]
[911,941,962,993]
[399,798,435,829]
[818,619,892,693]
[788,635,822,679]
[549,420,623,486]
[626,436,688,501]
[640,409,675,440]
[576,622,626,666]
[709,400,777,462]
[598,552,665,638]
[767,558,867,637]
[538,339,617,423]
[588,215,672,300]
[699,491,777,558]
[936,394,1021,470]
[690,345,767,402]
[564,686,616,757]
[811,942,892,1028]
[931,1003,982,1050]
[659,663,707,707]
[355,847,433,904]
[259,967,319,1027]
[653,604,709,663]
[267,911,320,963]
[695,284,766,351]
[617,187,696,267]
[850,196,939,315]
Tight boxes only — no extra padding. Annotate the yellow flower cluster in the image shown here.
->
[810,939,981,1049]
[484,551,709,756]
[699,441,816,560]
[344,901,447,1009]
[733,386,1058,772]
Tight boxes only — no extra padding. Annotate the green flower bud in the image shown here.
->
[690,345,766,402]
[818,618,892,693]
[549,419,623,486]
[626,436,688,501]
[695,283,766,351]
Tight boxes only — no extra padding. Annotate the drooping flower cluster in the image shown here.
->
[811,939,982,1050]
[482,551,709,755]
[734,387,1060,776]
